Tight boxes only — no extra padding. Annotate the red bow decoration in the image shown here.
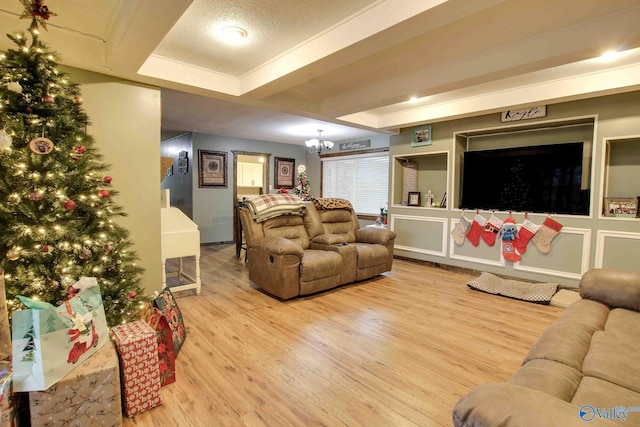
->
[20,0,57,31]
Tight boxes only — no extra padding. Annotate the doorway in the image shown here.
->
[232,150,271,258]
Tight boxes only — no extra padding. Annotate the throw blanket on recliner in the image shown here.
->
[313,198,353,211]
[244,194,306,222]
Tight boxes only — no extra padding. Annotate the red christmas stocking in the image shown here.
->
[481,214,503,247]
[514,218,539,254]
[466,214,487,247]
[532,217,563,254]
[500,216,521,262]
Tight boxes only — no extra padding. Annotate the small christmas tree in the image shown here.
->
[292,164,311,200]
[0,3,146,326]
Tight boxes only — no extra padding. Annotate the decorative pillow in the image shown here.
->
[313,198,353,211]
[467,272,558,304]
[153,288,186,355]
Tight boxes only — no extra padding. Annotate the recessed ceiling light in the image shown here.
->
[409,96,419,103]
[599,50,620,62]
[221,26,248,44]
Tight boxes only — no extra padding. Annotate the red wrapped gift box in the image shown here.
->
[145,307,176,387]
[111,320,162,417]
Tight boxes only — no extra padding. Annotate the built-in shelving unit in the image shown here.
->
[600,136,640,220]
[392,151,449,208]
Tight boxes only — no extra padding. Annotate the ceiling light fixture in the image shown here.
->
[221,26,248,44]
[305,130,334,155]
[599,50,620,62]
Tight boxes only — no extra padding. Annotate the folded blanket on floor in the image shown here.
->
[313,198,353,211]
[244,194,306,222]
[467,272,558,304]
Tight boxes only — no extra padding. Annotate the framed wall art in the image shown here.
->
[604,197,637,218]
[274,157,295,189]
[411,124,432,147]
[408,191,421,206]
[198,150,227,188]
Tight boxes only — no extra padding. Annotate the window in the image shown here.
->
[321,151,389,215]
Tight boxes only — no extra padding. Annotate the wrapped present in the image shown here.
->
[154,288,186,356]
[143,305,176,387]
[111,320,162,417]
[28,342,122,426]
[0,361,11,426]
[0,270,11,360]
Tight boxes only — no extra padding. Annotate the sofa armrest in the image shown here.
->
[453,383,617,427]
[253,236,304,258]
[355,227,396,244]
[579,268,640,311]
[311,233,347,245]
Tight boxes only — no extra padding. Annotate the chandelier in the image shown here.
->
[305,130,334,154]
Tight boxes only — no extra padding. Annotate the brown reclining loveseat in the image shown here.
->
[239,197,396,299]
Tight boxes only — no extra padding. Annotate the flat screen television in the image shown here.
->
[460,142,589,215]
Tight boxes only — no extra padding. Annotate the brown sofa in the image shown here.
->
[239,200,396,299]
[453,268,640,427]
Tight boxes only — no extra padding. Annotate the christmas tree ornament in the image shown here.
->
[63,199,76,211]
[532,217,563,254]
[79,248,92,260]
[6,248,21,261]
[75,146,85,154]
[481,213,504,247]
[0,130,12,150]
[29,191,43,201]
[102,175,112,184]
[105,244,114,254]
[41,245,50,254]
[98,189,110,198]
[127,291,137,300]
[451,215,471,246]
[6,81,22,93]
[514,217,539,254]
[41,94,54,103]
[73,95,83,104]
[500,216,521,262]
[466,213,486,247]
[29,136,54,154]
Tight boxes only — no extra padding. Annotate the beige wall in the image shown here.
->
[63,66,162,294]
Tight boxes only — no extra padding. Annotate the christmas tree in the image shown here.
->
[292,164,311,200]
[0,3,146,326]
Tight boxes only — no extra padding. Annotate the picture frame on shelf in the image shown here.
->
[198,150,227,188]
[274,157,295,189]
[411,124,432,147]
[604,197,637,218]
[408,191,421,206]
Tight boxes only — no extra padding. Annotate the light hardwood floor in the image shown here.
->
[124,244,563,426]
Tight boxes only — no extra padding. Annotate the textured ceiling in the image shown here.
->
[1,0,640,145]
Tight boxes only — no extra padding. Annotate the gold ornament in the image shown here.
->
[0,130,12,150]
[6,248,21,261]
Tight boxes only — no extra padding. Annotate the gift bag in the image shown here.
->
[0,270,11,360]
[153,288,186,356]
[143,305,176,387]
[11,278,108,392]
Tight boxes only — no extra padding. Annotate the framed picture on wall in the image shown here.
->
[198,150,227,188]
[411,124,432,147]
[604,197,637,218]
[274,157,295,189]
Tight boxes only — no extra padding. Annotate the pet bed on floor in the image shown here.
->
[467,272,558,304]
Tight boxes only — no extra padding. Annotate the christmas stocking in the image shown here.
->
[466,214,487,247]
[451,215,471,246]
[514,218,539,254]
[532,217,563,254]
[481,214,503,247]
[500,216,521,262]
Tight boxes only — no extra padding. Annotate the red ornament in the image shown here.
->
[98,190,110,198]
[127,291,137,300]
[42,95,54,104]
[102,176,112,184]
[76,146,86,154]
[63,199,76,211]
[42,245,50,253]
[25,107,32,113]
